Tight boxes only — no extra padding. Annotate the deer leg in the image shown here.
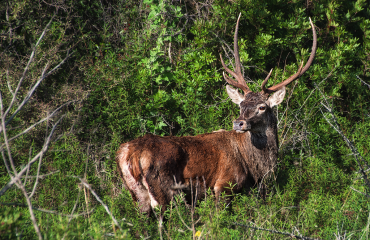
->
[142,178,159,209]
[214,179,235,209]
[213,182,225,205]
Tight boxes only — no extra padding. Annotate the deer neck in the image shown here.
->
[238,124,278,182]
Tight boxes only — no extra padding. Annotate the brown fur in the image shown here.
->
[116,92,279,213]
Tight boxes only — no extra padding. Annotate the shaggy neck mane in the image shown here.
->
[237,114,278,183]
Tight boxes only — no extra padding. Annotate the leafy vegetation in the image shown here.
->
[1,0,370,239]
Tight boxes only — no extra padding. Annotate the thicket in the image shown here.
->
[0,0,370,239]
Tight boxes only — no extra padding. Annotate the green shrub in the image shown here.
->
[1,0,369,238]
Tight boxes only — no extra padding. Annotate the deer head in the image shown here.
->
[220,14,317,133]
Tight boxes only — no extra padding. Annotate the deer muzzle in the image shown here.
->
[233,120,250,133]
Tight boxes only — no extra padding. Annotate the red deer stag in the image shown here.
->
[116,14,317,213]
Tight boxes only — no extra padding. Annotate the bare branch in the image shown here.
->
[0,116,64,197]
[278,65,336,129]
[1,150,12,178]
[23,146,33,186]
[0,90,18,176]
[354,168,370,180]
[0,101,74,149]
[22,170,60,179]
[233,222,320,240]
[6,69,14,97]
[0,201,95,217]
[0,11,75,240]
[15,181,43,239]
[173,194,192,231]
[315,83,370,191]
[350,186,370,198]
[29,110,51,199]
[4,15,55,119]
[71,176,126,231]
[356,75,370,89]
[4,50,73,127]
[29,147,45,199]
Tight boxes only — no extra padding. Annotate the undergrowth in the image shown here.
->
[1,0,370,239]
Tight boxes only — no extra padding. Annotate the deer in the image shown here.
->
[116,14,317,214]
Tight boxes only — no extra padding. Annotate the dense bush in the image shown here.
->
[1,0,370,239]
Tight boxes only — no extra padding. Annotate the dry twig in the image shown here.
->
[0,15,73,239]
[315,83,370,193]
[233,222,320,240]
[72,176,134,231]
[0,201,95,218]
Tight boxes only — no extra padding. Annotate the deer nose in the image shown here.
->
[233,120,250,132]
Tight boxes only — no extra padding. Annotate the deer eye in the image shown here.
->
[259,106,266,111]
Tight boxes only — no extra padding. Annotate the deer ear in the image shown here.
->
[226,85,244,105]
[267,86,286,107]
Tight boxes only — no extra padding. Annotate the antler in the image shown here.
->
[220,13,251,95]
[261,68,273,93]
[262,17,317,95]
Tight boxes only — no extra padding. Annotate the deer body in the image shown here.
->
[116,14,317,213]
[116,130,277,212]
[116,91,284,212]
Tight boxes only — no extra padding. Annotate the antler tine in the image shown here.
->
[220,13,251,95]
[263,62,304,94]
[220,54,241,83]
[264,18,317,94]
[222,72,250,94]
[261,68,273,93]
[233,13,242,77]
[298,18,317,76]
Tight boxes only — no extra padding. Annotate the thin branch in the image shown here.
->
[23,146,33,186]
[29,149,44,199]
[15,181,42,239]
[316,83,370,192]
[173,194,192,231]
[1,150,12,179]
[4,15,55,119]
[168,42,172,65]
[6,69,14,97]
[233,222,320,240]
[163,14,189,38]
[0,90,18,177]
[354,168,370,180]
[0,201,95,217]
[319,104,370,188]
[0,101,74,149]
[356,75,370,89]
[278,64,335,132]
[22,170,60,179]
[350,186,370,198]
[29,111,50,199]
[0,116,64,197]
[5,50,73,127]
[71,176,125,231]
